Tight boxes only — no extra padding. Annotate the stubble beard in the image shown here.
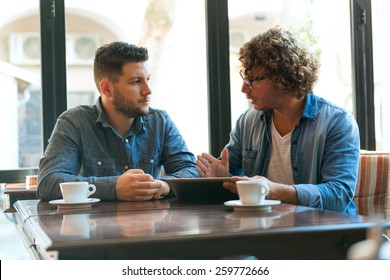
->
[112,88,149,118]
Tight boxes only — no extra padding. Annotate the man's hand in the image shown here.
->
[116,169,166,201]
[223,175,298,205]
[152,180,170,199]
[196,147,230,177]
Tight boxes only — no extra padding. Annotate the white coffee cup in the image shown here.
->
[60,182,96,203]
[236,179,269,205]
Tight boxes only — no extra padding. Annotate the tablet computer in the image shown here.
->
[163,177,238,202]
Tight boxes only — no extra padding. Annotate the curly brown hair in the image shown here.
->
[238,26,320,99]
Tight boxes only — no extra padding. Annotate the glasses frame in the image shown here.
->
[239,71,265,88]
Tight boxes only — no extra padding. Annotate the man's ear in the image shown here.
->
[100,79,113,97]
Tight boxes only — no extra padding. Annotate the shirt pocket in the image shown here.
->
[242,149,258,176]
[136,152,160,176]
[82,156,118,176]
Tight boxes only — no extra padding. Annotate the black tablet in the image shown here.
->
[163,177,238,202]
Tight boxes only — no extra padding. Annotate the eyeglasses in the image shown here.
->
[239,71,265,88]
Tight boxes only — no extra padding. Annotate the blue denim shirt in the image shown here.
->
[37,98,199,201]
[227,94,360,213]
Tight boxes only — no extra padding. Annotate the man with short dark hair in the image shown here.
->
[38,42,198,201]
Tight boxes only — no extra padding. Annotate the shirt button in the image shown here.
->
[125,139,129,143]
[150,159,154,164]
[124,165,129,170]
[97,161,102,166]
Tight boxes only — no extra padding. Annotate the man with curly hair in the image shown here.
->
[196,26,360,213]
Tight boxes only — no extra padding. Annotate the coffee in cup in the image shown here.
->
[60,182,96,203]
[236,179,269,205]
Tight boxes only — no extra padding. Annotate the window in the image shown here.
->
[372,0,390,150]
[64,0,209,156]
[0,0,382,173]
[0,2,42,169]
[0,0,209,171]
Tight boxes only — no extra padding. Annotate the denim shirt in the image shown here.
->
[37,98,199,201]
[227,94,360,213]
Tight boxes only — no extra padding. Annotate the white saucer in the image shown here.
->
[224,199,281,211]
[49,198,100,208]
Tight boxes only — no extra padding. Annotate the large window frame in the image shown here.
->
[350,0,376,150]
[40,0,68,150]
[36,0,375,171]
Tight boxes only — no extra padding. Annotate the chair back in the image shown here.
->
[354,151,390,218]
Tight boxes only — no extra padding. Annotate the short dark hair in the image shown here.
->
[93,42,149,91]
[238,26,320,98]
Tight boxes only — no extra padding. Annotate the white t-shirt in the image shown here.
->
[266,118,294,185]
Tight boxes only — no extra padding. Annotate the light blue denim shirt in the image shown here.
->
[227,94,360,214]
[37,98,199,201]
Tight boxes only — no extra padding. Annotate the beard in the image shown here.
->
[112,87,149,118]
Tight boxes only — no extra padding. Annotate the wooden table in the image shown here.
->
[14,198,386,260]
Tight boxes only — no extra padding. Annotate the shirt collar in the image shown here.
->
[95,97,109,126]
[301,93,318,120]
[259,93,317,123]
